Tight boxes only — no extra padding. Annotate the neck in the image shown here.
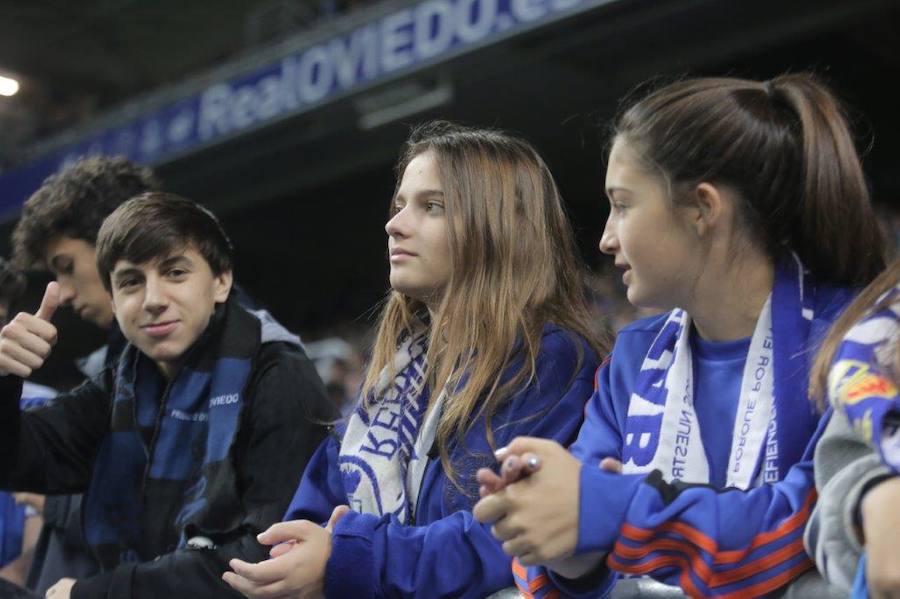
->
[688,250,775,342]
[156,361,177,381]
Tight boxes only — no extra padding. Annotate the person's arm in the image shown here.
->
[508,361,821,598]
[804,406,888,592]
[0,375,111,494]
[71,343,336,599]
[0,282,110,495]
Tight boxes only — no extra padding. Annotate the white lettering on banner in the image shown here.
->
[456,0,498,43]
[189,0,586,145]
[381,9,415,72]
[298,45,333,103]
[256,76,283,120]
[198,84,232,139]
[232,86,258,129]
[331,26,379,88]
[280,57,301,111]
[415,1,455,59]
[42,0,600,173]
[511,0,547,21]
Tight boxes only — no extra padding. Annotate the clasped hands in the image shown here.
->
[472,437,620,579]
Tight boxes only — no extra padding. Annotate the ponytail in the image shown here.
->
[614,73,886,286]
[774,74,885,285]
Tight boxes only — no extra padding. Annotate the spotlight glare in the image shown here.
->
[0,75,20,97]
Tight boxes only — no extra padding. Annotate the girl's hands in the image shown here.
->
[223,505,350,599]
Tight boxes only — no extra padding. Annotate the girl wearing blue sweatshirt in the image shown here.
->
[474,74,887,598]
[223,121,604,598]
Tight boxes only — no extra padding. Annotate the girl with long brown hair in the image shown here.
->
[474,73,886,597]
[223,121,604,598]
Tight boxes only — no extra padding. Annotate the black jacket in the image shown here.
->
[0,337,335,598]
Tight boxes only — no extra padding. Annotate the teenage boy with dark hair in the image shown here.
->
[0,193,335,598]
[13,156,161,333]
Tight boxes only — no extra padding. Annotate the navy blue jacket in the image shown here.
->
[285,325,599,598]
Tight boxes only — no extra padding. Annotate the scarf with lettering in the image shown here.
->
[622,256,817,489]
[827,283,900,471]
[83,297,299,566]
[338,329,447,523]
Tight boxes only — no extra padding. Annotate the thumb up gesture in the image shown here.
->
[0,282,60,377]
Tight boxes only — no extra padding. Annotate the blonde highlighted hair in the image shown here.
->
[363,121,606,487]
[809,259,900,410]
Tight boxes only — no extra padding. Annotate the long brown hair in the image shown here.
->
[363,121,606,486]
[809,259,900,409]
[613,73,885,286]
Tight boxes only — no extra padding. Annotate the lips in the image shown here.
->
[389,248,417,262]
[140,321,179,338]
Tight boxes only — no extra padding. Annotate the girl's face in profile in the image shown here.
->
[600,138,700,310]
[386,150,452,307]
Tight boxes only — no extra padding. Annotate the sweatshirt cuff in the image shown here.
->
[324,511,377,599]
[577,466,643,553]
[547,561,618,598]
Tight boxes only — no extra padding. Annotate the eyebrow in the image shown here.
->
[111,255,194,280]
[395,189,445,201]
[158,255,193,270]
[111,266,143,282]
[605,185,631,197]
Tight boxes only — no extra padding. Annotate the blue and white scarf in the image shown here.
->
[83,298,300,566]
[828,283,900,471]
[338,330,447,523]
[622,256,817,489]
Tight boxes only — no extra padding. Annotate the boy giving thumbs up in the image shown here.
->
[0,193,335,599]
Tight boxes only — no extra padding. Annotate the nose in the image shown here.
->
[142,275,168,314]
[56,279,76,305]
[385,205,411,238]
[599,214,618,255]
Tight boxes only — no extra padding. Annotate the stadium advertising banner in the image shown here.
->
[0,0,608,216]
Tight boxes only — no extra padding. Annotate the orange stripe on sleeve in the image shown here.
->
[611,536,808,588]
[616,489,815,565]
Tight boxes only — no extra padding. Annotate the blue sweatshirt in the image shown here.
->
[284,325,598,598]
[517,284,852,598]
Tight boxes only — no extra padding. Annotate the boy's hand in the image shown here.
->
[0,282,59,378]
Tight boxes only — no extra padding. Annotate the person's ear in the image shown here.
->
[213,270,233,303]
[689,182,726,237]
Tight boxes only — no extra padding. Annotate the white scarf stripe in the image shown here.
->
[623,296,779,489]
[339,332,446,523]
